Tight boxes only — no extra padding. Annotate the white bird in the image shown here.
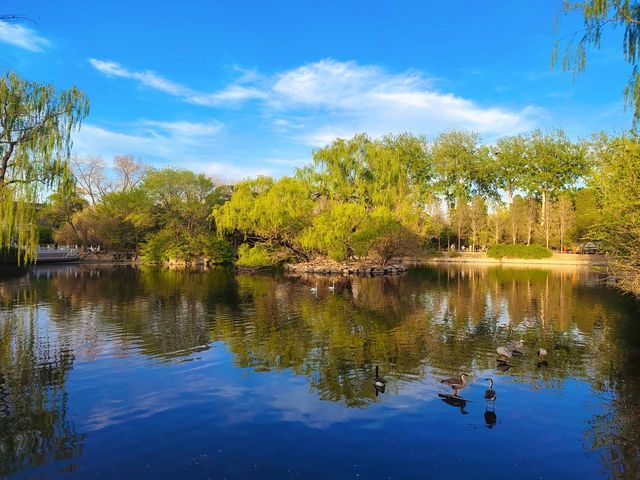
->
[328,281,335,292]
[537,347,548,357]
[310,282,318,294]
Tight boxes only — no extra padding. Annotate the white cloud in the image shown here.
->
[85,58,545,175]
[74,121,224,160]
[0,21,50,52]
[268,59,541,146]
[89,58,265,106]
[73,120,269,182]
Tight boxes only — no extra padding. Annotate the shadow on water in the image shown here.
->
[0,264,639,478]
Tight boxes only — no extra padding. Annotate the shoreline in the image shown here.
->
[411,253,607,268]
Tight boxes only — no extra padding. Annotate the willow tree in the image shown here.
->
[554,0,640,123]
[0,71,89,262]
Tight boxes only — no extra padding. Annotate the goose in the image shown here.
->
[373,365,386,391]
[484,378,497,404]
[310,282,318,294]
[328,281,336,292]
[508,339,525,355]
[496,346,513,360]
[537,347,548,357]
[440,373,468,396]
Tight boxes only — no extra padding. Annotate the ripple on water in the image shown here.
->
[0,264,638,479]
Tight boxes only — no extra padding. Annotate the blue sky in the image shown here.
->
[0,1,632,180]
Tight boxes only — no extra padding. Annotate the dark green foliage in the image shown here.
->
[207,237,235,264]
[487,244,553,259]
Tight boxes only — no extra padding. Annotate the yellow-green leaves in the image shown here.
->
[0,71,89,262]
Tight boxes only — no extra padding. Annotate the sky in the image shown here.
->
[0,1,633,181]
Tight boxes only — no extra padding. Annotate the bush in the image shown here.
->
[236,243,273,268]
[141,229,234,264]
[487,244,552,259]
[206,237,235,264]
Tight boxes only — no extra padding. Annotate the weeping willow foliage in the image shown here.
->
[0,71,89,263]
[554,0,640,123]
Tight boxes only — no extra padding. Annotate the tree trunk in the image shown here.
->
[541,190,550,249]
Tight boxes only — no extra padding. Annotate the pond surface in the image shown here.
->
[1,265,639,480]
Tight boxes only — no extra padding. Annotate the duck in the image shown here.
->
[328,281,336,292]
[310,282,318,294]
[440,373,468,396]
[484,378,497,404]
[373,365,386,391]
[508,339,525,355]
[537,347,548,357]
[496,346,513,360]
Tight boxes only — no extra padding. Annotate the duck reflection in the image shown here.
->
[496,361,512,372]
[438,394,469,415]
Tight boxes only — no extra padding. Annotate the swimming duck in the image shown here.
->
[497,346,513,360]
[508,339,525,355]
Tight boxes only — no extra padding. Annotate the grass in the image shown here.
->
[487,244,552,260]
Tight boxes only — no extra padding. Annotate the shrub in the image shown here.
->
[206,237,235,264]
[487,244,552,259]
[141,229,234,264]
[236,243,273,268]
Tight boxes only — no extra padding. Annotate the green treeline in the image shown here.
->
[43,129,640,292]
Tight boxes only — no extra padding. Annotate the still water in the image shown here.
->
[1,265,639,479]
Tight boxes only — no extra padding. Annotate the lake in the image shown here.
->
[1,265,639,479]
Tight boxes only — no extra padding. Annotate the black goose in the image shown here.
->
[373,365,386,392]
[484,378,497,404]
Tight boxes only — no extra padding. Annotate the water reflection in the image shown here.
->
[0,264,638,479]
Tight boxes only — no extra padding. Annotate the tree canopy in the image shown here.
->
[0,71,89,262]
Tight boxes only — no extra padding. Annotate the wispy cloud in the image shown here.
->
[89,58,266,106]
[0,21,50,52]
[74,120,271,181]
[90,57,541,146]
[75,120,223,158]
[268,59,541,145]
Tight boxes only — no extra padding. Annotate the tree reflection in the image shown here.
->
[0,264,638,477]
[0,307,83,476]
